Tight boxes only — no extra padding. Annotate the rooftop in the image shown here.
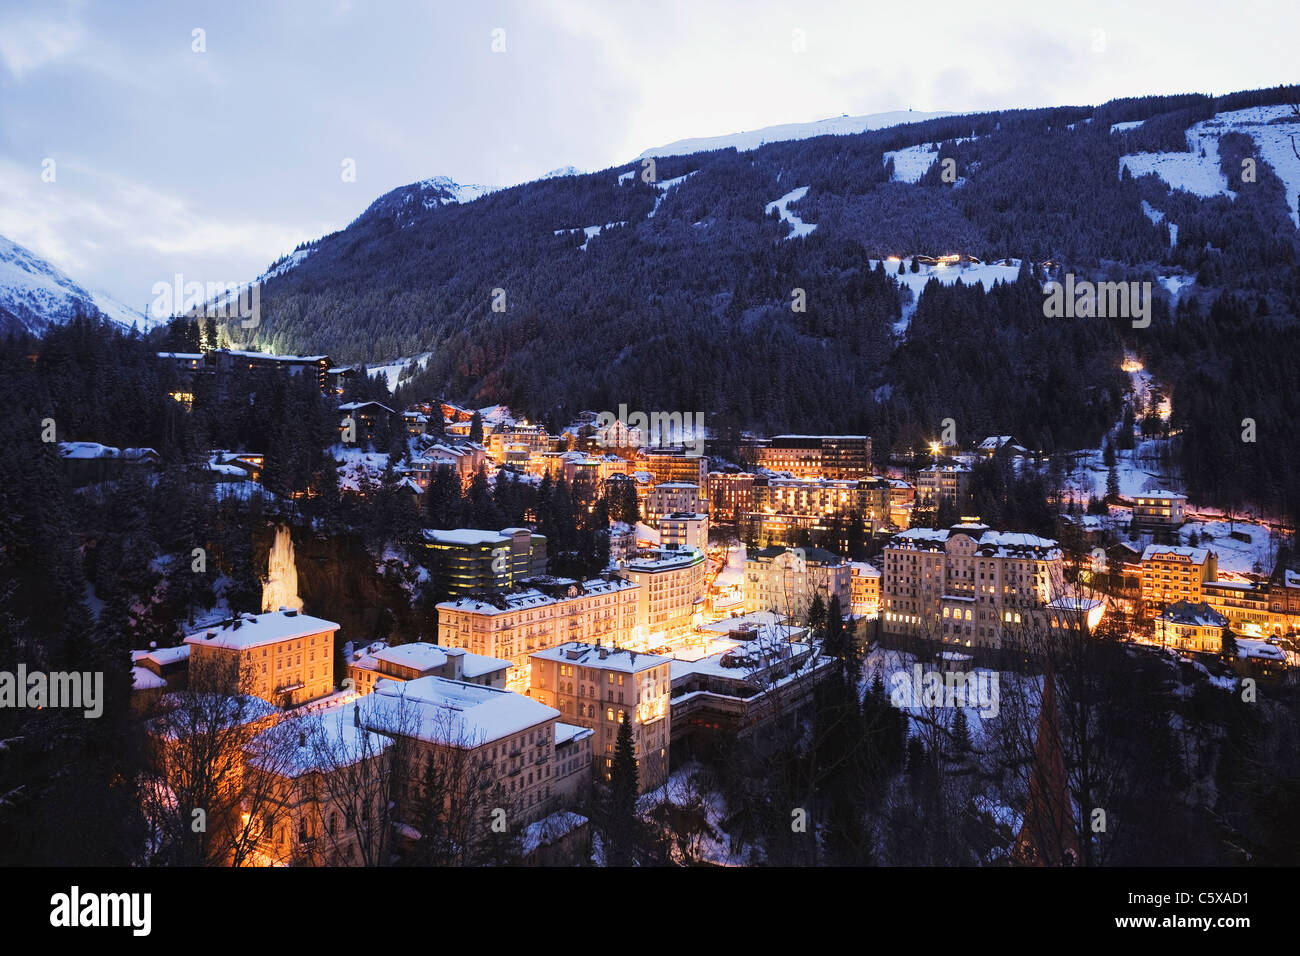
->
[183,610,339,651]
[366,676,558,747]
[530,641,669,673]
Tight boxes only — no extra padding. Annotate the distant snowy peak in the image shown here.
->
[639,109,954,159]
[359,175,492,227]
[0,233,153,335]
[538,165,585,181]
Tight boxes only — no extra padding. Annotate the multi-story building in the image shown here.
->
[423,527,547,596]
[184,609,338,707]
[346,641,510,695]
[1132,491,1187,530]
[337,401,395,444]
[850,561,882,616]
[916,464,971,505]
[620,548,707,647]
[888,479,915,528]
[637,451,708,490]
[1156,601,1229,653]
[1140,544,1218,613]
[1203,580,1272,635]
[659,512,709,551]
[485,422,552,460]
[756,435,872,480]
[244,706,393,867]
[158,349,334,395]
[743,546,852,623]
[705,472,757,523]
[742,476,893,546]
[437,576,640,691]
[363,676,584,827]
[1268,567,1300,636]
[645,482,707,521]
[529,642,672,792]
[881,527,1067,649]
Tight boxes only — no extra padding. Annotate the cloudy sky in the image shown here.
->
[2,0,1295,313]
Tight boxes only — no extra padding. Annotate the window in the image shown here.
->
[607,708,615,722]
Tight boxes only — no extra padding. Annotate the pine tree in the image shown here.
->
[606,713,639,866]
[468,411,484,444]
[1220,625,1238,658]
[951,707,972,758]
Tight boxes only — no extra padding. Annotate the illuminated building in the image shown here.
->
[529,642,672,792]
[1140,544,1217,613]
[184,609,338,707]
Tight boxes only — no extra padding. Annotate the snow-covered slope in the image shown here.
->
[0,233,153,334]
[358,175,492,227]
[1120,105,1300,226]
[639,109,952,159]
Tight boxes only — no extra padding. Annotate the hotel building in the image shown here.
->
[437,576,640,691]
[529,642,672,792]
[743,546,852,623]
[185,609,339,707]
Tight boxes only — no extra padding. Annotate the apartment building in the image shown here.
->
[529,642,672,792]
[637,451,708,490]
[244,707,393,867]
[620,548,707,647]
[485,422,552,460]
[423,527,547,596]
[1140,544,1218,613]
[363,676,583,826]
[185,609,339,707]
[916,464,971,505]
[881,527,1067,649]
[743,546,852,623]
[850,561,882,616]
[1203,580,1272,635]
[1156,601,1229,653]
[437,576,640,691]
[346,641,510,695]
[756,435,872,480]
[705,471,757,523]
[645,482,708,521]
[1132,491,1187,530]
[660,512,709,551]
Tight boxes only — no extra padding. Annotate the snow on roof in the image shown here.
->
[248,704,393,777]
[554,721,594,748]
[132,666,167,690]
[1159,601,1227,627]
[521,811,588,857]
[530,641,669,673]
[624,548,705,572]
[1236,638,1286,661]
[1142,544,1211,564]
[424,528,508,546]
[338,401,395,413]
[372,642,448,673]
[184,610,340,651]
[131,645,190,667]
[1286,570,1300,589]
[850,561,881,578]
[367,676,558,747]
[698,610,789,632]
[437,576,637,616]
[670,639,815,683]
[1133,490,1187,500]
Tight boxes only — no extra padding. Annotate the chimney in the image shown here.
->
[445,647,465,682]
[599,647,608,660]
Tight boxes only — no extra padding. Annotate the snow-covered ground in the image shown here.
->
[764,186,816,239]
[871,258,1023,335]
[554,222,627,251]
[1178,519,1279,577]
[364,352,431,392]
[883,142,941,183]
[1120,105,1300,226]
[647,171,696,218]
[335,447,391,491]
[1110,120,1145,134]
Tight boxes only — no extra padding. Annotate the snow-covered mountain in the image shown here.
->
[0,233,153,335]
[638,109,953,158]
[358,175,493,227]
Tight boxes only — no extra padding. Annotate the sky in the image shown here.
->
[2,0,1296,314]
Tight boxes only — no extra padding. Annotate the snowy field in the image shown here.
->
[764,186,816,239]
[1120,105,1300,226]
